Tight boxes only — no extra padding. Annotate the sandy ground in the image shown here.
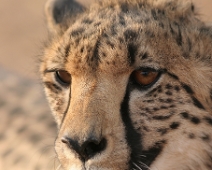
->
[0,0,212,80]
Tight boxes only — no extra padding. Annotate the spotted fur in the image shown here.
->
[41,0,212,169]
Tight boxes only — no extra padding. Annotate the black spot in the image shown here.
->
[187,38,192,51]
[180,112,190,119]
[153,115,172,120]
[158,9,165,15]
[160,106,168,110]
[127,43,137,65]
[43,82,62,93]
[181,83,194,94]
[165,91,172,96]
[110,25,117,35]
[169,104,175,108]
[165,84,173,89]
[201,134,210,141]
[151,9,158,20]
[145,100,154,103]
[204,117,212,126]
[188,133,195,139]
[124,29,138,41]
[174,85,180,91]
[170,122,180,129]
[145,30,155,38]
[91,37,101,65]
[94,22,101,27]
[153,107,159,111]
[82,18,93,24]
[158,88,162,93]
[106,40,115,49]
[119,15,126,26]
[176,25,182,46]
[120,3,128,13]
[141,52,148,60]
[70,27,85,37]
[159,22,164,28]
[192,97,205,110]
[65,44,70,58]
[166,98,173,103]
[190,116,201,124]
[118,37,124,44]
[191,3,195,12]
[157,128,168,135]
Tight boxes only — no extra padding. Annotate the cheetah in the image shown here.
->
[40,0,212,169]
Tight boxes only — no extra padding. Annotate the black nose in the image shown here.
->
[61,136,107,161]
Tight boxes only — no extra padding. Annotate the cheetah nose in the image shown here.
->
[61,136,107,161]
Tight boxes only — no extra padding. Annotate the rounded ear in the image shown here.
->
[45,0,85,35]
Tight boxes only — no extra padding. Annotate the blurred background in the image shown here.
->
[0,0,212,169]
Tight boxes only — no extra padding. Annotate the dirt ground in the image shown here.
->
[0,0,212,80]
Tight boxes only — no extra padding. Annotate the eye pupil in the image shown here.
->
[55,70,71,86]
[132,68,159,87]
[141,71,150,76]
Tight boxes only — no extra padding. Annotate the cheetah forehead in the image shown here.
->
[46,0,199,74]
[44,0,212,89]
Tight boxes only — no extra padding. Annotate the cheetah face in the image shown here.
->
[41,0,212,169]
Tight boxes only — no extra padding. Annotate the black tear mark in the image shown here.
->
[192,97,205,110]
[141,141,165,167]
[120,87,143,169]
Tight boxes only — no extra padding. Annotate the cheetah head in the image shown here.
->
[41,0,212,169]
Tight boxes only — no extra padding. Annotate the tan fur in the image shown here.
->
[41,0,212,169]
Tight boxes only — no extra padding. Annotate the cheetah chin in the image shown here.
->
[40,0,212,169]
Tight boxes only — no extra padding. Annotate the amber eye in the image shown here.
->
[132,68,159,87]
[55,70,71,86]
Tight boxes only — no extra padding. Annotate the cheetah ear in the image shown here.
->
[45,0,85,35]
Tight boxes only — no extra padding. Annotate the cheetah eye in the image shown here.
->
[55,70,71,87]
[132,68,160,88]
